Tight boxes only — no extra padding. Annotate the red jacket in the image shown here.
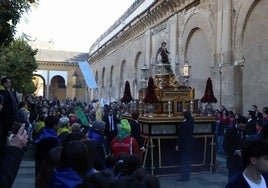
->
[111,136,141,158]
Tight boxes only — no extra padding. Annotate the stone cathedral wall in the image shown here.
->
[88,0,268,114]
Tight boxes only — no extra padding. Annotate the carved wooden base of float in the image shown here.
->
[124,115,216,176]
[142,134,216,176]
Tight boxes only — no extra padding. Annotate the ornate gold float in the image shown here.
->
[124,48,216,176]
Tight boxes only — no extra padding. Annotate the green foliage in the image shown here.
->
[0,0,34,47]
[0,38,38,95]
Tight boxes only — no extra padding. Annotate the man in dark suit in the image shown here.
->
[0,77,19,144]
[223,116,248,181]
[129,112,144,151]
[102,108,118,155]
[244,110,257,138]
[225,139,268,188]
[176,110,194,182]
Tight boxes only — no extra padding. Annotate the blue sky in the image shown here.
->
[16,0,134,52]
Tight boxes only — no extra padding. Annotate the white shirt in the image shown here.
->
[243,173,267,188]
[109,116,114,131]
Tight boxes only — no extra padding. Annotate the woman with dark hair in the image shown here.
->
[176,110,194,182]
[217,110,232,154]
[36,146,62,188]
[234,113,242,126]
[48,141,90,187]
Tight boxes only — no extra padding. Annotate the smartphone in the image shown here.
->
[12,122,24,134]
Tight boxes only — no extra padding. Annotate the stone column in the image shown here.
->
[217,0,234,109]
[46,70,50,99]
[169,14,178,74]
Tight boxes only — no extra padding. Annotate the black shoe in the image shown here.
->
[176,178,189,182]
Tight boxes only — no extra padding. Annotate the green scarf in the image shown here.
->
[117,130,131,142]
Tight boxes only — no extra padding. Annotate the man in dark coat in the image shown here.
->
[0,77,19,144]
[244,110,257,137]
[223,116,248,181]
[176,110,194,182]
[129,112,144,151]
[102,108,118,155]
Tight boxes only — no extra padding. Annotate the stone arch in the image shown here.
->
[181,10,215,67]
[110,66,114,87]
[95,70,98,84]
[234,0,258,60]
[185,28,212,99]
[240,0,268,113]
[181,11,215,99]
[101,67,105,87]
[109,65,115,102]
[120,60,126,81]
[134,52,141,78]
[119,60,126,98]
[101,67,105,100]
[49,75,66,101]
[32,74,45,97]
[133,52,142,99]
[49,71,67,85]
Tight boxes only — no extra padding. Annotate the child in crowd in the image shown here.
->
[226,139,268,187]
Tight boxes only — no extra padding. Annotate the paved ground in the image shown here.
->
[12,149,228,188]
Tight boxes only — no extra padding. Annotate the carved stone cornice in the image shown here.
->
[89,0,201,62]
[38,61,78,67]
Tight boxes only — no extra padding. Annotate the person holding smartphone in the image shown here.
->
[0,94,28,188]
[0,121,28,187]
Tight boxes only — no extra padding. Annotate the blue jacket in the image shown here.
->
[88,130,104,145]
[34,127,58,144]
[49,168,82,188]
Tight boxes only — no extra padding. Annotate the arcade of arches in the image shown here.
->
[88,0,268,114]
[32,49,91,102]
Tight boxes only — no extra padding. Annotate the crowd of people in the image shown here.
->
[0,77,160,188]
[212,104,268,187]
[1,76,268,187]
